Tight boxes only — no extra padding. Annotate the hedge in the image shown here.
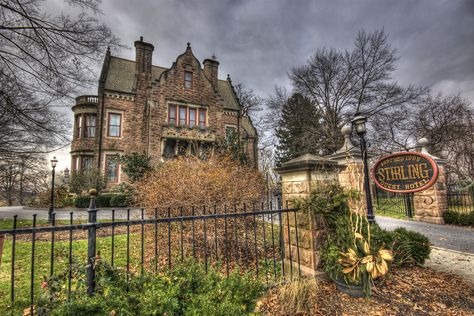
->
[443,210,474,226]
[74,194,129,208]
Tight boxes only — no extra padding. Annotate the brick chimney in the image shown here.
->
[134,36,154,74]
[203,56,219,90]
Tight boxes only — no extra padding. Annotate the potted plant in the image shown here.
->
[336,223,393,298]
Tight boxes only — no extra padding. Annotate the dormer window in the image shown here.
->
[184,71,193,89]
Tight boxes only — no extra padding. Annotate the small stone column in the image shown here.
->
[329,125,371,215]
[413,138,448,224]
[275,154,338,276]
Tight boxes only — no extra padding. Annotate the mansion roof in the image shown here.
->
[103,56,241,111]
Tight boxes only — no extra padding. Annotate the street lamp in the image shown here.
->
[48,156,58,223]
[351,113,375,223]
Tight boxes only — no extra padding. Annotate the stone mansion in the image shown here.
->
[71,37,257,185]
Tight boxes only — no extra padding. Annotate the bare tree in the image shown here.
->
[0,154,48,205]
[414,94,474,182]
[369,93,474,183]
[0,0,120,158]
[288,30,424,154]
[234,83,263,119]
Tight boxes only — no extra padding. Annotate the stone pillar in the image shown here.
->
[275,154,338,276]
[413,138,448,224]
[329,125,371,215]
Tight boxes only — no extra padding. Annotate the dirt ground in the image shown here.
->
[258,266,474,316]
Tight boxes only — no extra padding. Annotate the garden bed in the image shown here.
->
[258,266,474,315]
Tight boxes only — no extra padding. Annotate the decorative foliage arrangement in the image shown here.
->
[295,184,430,297]
[338,220,393,296]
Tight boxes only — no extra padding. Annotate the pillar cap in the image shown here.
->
[274,153,338,174]
[328,124,367,163]
[416,137,448,165]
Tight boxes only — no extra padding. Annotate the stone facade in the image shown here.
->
[275,154,339,276]
[71,38,258,187]
[413,139,448,224]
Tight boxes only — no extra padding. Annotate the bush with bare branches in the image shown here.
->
[135,155,265,213]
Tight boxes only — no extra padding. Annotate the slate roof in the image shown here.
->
[103,56,241,112]
[241,116,257,139]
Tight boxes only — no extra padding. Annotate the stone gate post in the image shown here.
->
[329,125,371,215]
[275,154,338,276]
[413,138,448,224]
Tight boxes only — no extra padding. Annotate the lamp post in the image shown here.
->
[48,156,58,223]
[351,113,375,223]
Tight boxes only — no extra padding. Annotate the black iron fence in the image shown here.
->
[0,196,301,315]
[447,190,474,213]
[373,185,414,218]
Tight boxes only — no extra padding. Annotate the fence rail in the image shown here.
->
[0,196,301,315]
[447,191,474,213]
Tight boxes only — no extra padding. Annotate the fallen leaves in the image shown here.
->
[258,266,474,315]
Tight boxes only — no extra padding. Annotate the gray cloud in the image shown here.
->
[95,0,474,101]
[46,0,473,169]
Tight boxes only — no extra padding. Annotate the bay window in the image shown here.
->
[82,156,93,171]
[85,114,96,138]
[75,115,83,139]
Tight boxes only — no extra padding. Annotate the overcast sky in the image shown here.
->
[50,0,474,169]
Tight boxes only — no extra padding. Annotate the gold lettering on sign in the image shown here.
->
[419,163,429,178]
[377,163,431,182]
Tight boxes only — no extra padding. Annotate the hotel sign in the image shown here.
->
[372,152,439,193]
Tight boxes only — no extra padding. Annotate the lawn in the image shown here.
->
[0,218,283,314]
[374,197,410,219]
[0,233,145,314]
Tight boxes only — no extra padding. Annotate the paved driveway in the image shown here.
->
[376,215,474,254]
[2,207,473,254]
[0,206,143,221]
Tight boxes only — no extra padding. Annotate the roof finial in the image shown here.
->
[211,53,217,60]
[227,74,231,82]
[187,42,191,48]
[140,36,143,42]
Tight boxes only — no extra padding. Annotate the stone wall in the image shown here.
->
[413,162,447,224]
[276,155,338,276]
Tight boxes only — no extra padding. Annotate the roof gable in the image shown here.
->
[103,56,240,111]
